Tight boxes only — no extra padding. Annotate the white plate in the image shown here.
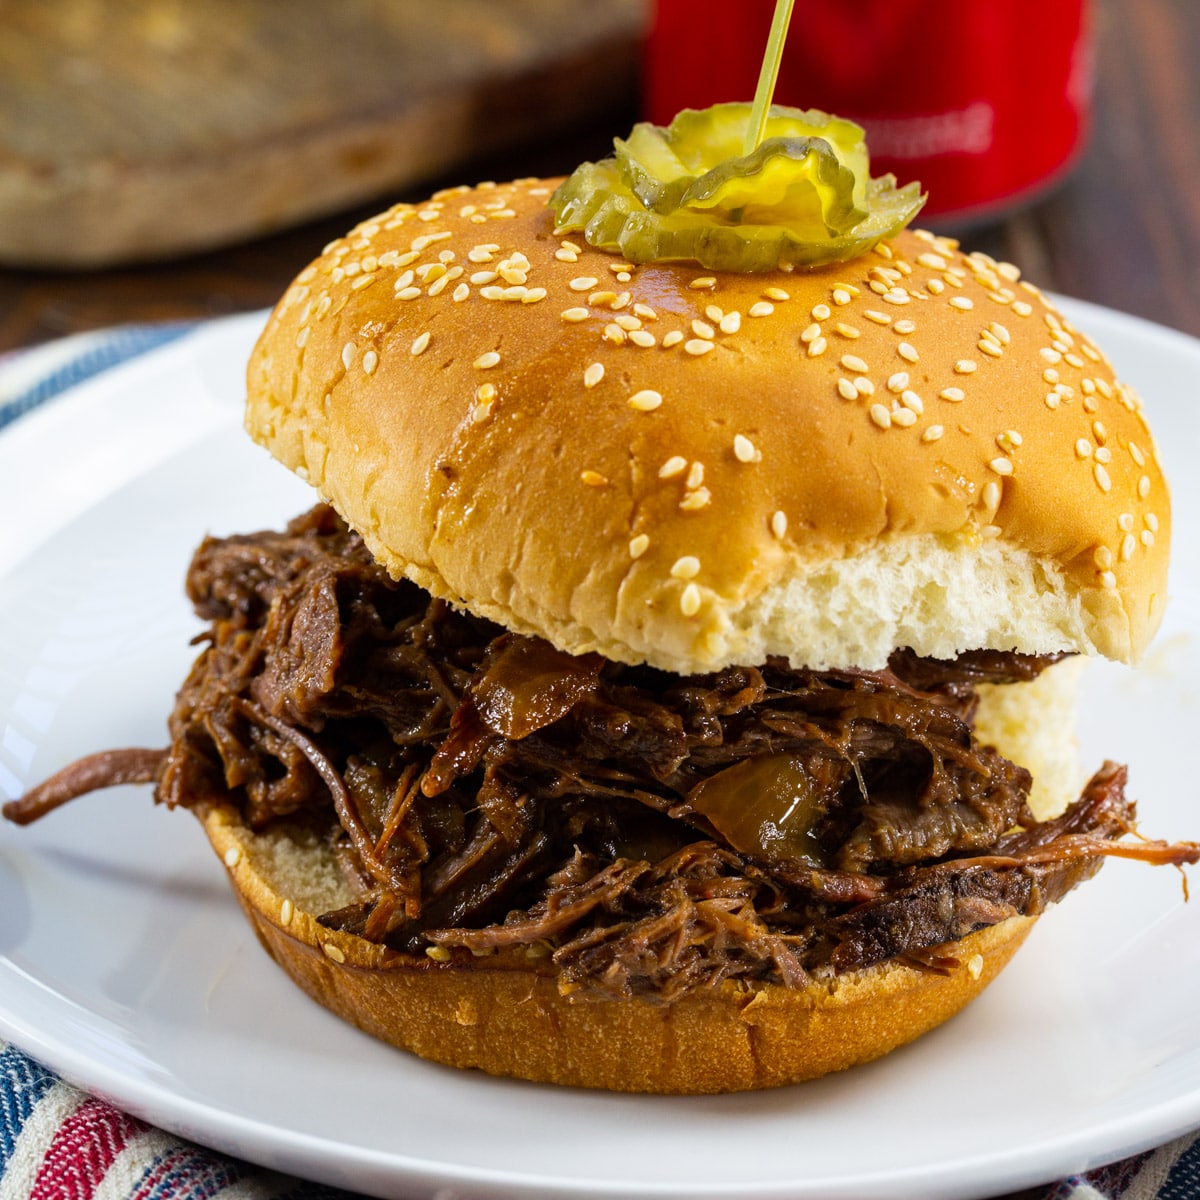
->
[1,304,1199,1200]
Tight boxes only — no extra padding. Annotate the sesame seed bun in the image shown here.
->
[246,178,1169,674]
[199,797,1034,1093]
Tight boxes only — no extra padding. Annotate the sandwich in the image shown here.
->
[7,106,1197,1093]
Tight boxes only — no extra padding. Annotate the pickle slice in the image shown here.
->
[551,103,924,272]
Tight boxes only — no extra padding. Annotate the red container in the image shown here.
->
[645,0,1093,223]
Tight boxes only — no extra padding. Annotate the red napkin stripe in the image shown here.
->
[28,1098,147,1200]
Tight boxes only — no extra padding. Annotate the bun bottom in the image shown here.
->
[199,801,1034,1094]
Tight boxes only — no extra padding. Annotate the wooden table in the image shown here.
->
[1,0,1197,354]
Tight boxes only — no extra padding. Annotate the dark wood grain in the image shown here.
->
[1,0,1197,353]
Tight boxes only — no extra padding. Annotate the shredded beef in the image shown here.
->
[6,505,1197,1002]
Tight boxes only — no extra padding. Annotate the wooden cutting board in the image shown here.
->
[0,0,647,268]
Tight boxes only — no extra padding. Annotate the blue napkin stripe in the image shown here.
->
[0,321,200,432]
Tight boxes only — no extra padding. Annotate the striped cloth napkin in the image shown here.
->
[1,324,1198,1200]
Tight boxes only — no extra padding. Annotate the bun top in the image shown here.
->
[246,178,1170,673]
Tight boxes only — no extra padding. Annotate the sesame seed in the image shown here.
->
[996,430,1021,452]
[833,288,852,306]
[901,390,924,413]
[1142,530,1156,547]
[1011,301,1034,317]
[882,289,911,305]
[955,360,978,374]
[686,461,705,489]
[680,582,702,616]
[837,378,859,401]
[679,488,711,511]
[341,342,356,370]
[580,470,608,487]
[323,943,347,964]
[396,286,422,300]
[613,315,641,332]
[223,846,241,867]
[800,323,822,344]
[765,287,790,301]
[634,303,658,320]
[811,303,832,320]
[705,305,724,323]
[671,556,701,579]
[425,945,452,962]
[474,351,501,369]
[411,332,431,356]
[917,252,948,270]
[1118,513,1135,532]
[864,310,891,325]
[1095,446,1112,464]
[922,425,944,442]
[836,322,861,339]
[629,534,649,559]
[841,354,870,374]
[771,510,788,538]
[1100,570,1118,590]
[1121,534,1137,562]
[967,954,985,980]
[692,319,716,339]
[854,376,875,396]
[1094,545,1114,569]
[749,301,775,317]
[522,288,546,304]
[892,407,917,428]
[989,322,1011,345]
[927,279,946,294]
[978,339,1004,358]
[989,456,1014,476]
[479,286,506,301]
[720,312,742,334]
[280,898,294,925]
[554,248,579,263]
[453,283,470,302]
[1138,474,1151,498]
[411,232,451,252]
[662,330,684,348]
[1146,512,1160,531]
[659,456,687,478]
[469,246,497,263]
[569,276,599,291]
[894,320,916,335]
[807,337,828,357]
[1129,442,1146,466]
[561,307,589,323]
[869,404,892,429]
[603,324,626,345]
[362,350,379,375]
[940,387,965,402]
[630,330,656,348]
[733,434,758,462]
[685,339,715,356]
[1095,464,1113,492]
[983,480,1001,511]
[898,342,919,363]
[949,296,975,311]
[629,389,663,411]
[887,372,910,393]
[583,362,604,388]
[689,277,717,290]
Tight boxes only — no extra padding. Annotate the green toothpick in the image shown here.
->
[742,0,797,156]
